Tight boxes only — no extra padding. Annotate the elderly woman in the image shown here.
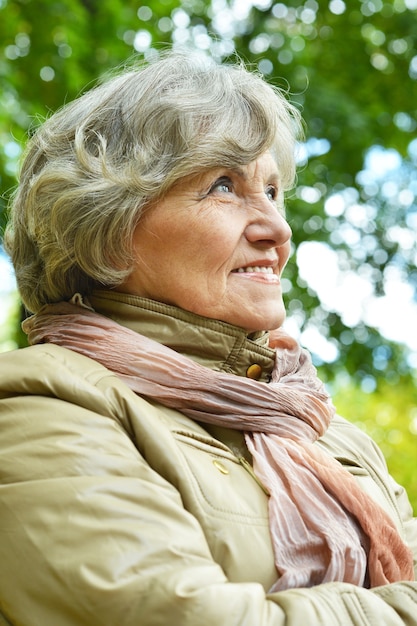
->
[0,51,416,626]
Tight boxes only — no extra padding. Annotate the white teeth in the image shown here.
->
[236,266,274,274]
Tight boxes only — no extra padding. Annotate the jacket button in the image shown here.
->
[212,459,229,475]
[246,364,262,380]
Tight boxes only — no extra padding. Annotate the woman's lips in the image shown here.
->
[231,266,280,283]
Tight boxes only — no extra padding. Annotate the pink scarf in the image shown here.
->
[23,299,414,591]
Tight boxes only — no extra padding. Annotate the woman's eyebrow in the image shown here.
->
[230,166,247,180]
[231,166,280,184]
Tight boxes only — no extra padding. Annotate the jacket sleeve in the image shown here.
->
[0,346,416,626]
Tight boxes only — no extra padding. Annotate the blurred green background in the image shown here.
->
[0,0,416,510]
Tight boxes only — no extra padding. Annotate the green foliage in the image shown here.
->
[332,375,417,514]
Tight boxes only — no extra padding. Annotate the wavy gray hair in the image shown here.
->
[4,50,302,313]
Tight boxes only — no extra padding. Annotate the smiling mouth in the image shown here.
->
[233,266,275,274]
[231,265,280,283]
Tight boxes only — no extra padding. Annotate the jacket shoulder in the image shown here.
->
[0,343,142,435]
[318,413,386,468]
[0,343,111,389]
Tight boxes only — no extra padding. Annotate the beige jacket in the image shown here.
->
[0,290,416,626]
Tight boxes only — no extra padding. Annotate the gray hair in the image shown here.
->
[4,50,302,313]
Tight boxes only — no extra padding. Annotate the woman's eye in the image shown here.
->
[209,177,233,194]
[266,185,277,202]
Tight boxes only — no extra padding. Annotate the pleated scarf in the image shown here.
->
[22,298,414,591]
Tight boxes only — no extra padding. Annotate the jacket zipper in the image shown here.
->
[238,456,270,496]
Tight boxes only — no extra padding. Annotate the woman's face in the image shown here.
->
[120,152,292,332]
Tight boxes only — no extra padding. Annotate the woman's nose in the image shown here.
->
[244,201,292,248]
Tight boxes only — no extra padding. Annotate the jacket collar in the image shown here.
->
[90,290,276,382]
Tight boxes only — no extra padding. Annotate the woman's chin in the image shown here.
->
[228,307,286,334]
